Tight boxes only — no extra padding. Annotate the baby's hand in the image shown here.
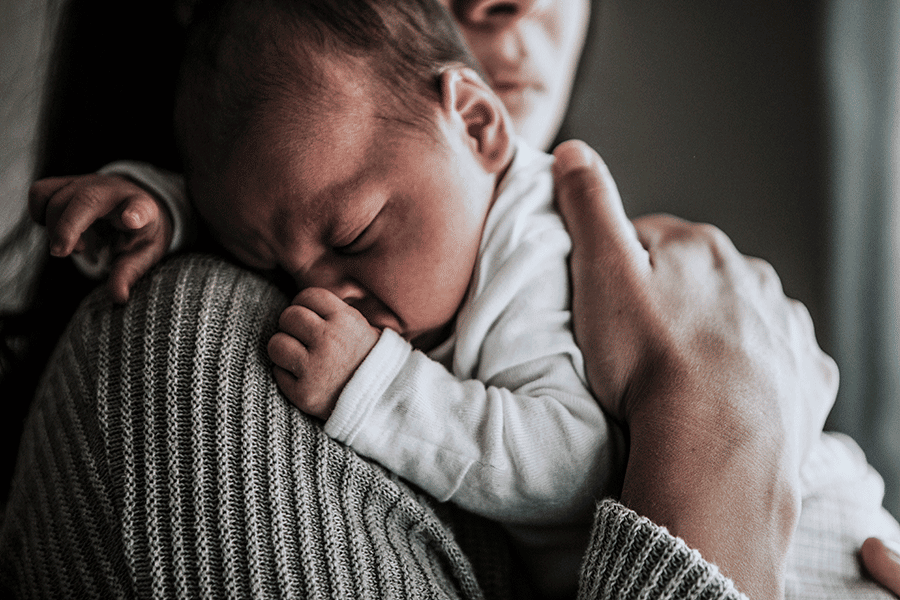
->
[29,173,173,303]
[268,288,380,419]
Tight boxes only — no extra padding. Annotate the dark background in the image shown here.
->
[3,1,829,342]
[559,0,830,350]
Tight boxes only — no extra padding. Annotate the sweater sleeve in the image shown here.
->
[578,500,748,600]
[325,229,624,527]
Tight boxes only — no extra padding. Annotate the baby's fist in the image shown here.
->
[268,288,380,419]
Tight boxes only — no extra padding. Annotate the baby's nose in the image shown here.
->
[296,265,365,304]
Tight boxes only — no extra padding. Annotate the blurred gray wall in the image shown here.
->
[824,0,900,518]
[0,0,52,239]
[560,0,829,344]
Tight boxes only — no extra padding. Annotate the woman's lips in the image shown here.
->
[491,77,544,118]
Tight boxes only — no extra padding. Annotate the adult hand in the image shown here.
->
[552,140,838,599]
[861,537,900,597]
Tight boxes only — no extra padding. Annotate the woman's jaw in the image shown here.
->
[441,0,591,150]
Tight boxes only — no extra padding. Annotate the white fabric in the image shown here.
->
[787,432,900,599]
[94,145,900,599]
[325,141,624,598]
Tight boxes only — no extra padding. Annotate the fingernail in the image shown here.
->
[554,141,595,172]
[49,243,65,257]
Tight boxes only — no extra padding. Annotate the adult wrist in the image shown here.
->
[620,378,800,600]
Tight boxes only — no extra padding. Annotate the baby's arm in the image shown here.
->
[29,162,189,303]
[325,329,619,523]
[316,232,620,525]
[269,228,618,599]
[269,281,618,524]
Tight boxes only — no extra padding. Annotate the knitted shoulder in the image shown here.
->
[61,253,289,411]
[76,253,286,339]
[121,253,284,317]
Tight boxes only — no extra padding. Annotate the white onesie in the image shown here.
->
[100,140,900,600]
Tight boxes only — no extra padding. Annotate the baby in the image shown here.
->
[29,0,900,598]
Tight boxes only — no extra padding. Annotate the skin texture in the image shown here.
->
[552,140,837,599]
[25,0,900,594]
[861,538,900,597]
[441,0,591,151]
[189,64,515,417]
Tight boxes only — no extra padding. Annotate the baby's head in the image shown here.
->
[176,0,516,350]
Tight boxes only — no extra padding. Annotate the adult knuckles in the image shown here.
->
[788,298,816,337]
[750,257,782,291]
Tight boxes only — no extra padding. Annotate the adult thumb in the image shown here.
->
[552,140,646,273]
[552,141,649,417]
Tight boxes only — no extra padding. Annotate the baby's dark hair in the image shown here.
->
[176,0,481,182]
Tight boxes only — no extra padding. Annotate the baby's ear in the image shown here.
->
[439,67,513,174]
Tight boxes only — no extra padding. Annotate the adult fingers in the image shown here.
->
[552,141,650,416]
[552,140,647,276]
[860,537,900,596]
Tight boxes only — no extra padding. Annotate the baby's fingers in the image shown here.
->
[268,332,308,376]
[28,176,78,225]
[113,193,162,231]
[43,179,128,257]
[107,238,169,304]
[278,304,326,348]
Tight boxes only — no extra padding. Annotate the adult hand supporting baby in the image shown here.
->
[552,140,838,599]
[860,537,900,597]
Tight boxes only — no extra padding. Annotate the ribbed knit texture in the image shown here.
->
[0,254,742,599]
[578,501,746,600]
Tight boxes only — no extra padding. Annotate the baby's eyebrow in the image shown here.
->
[270,164,378,249]
[218,223,275,271]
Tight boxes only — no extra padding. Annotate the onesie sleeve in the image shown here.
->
[72,161,192,278]
[325,231,625,526]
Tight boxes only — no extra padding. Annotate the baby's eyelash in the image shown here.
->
[334,221,373,255]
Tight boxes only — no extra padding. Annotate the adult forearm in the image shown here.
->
[620,383,799,600]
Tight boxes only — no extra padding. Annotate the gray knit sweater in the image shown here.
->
[0,253,743,599]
